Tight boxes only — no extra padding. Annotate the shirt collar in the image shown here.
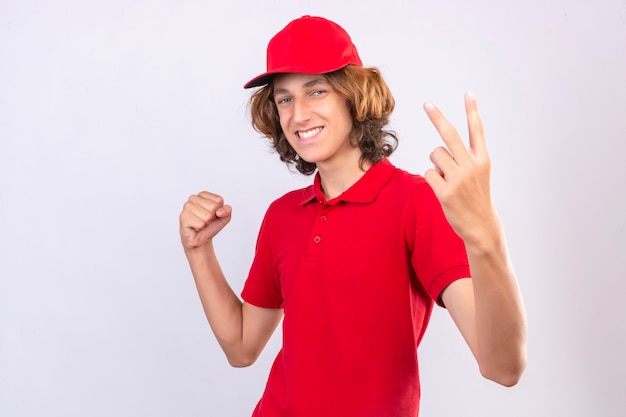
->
[299,158,395,206]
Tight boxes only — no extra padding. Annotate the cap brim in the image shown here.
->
[243,72,276,89]
[243,63,357,89]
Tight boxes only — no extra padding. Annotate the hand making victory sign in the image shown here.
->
[423,91,496,246]
[422,92,527,386]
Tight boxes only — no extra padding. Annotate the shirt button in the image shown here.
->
[313,236,321,244]
[320,215,327,222]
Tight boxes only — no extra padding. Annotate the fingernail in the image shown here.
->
[466,91,476,101]
[424,101,435,111]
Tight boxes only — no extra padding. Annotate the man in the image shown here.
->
[180,15,527,417]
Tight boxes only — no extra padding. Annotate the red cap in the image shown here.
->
[243,16,363,89]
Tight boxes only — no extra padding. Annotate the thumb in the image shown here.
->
[215,205,233,222]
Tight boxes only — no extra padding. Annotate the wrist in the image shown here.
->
[463,215,506,257]
[184,241,215,259]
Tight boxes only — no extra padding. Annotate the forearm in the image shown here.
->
[465,219,527,386]
[185,243,248,365]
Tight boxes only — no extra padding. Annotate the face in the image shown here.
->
[272,73,358,170]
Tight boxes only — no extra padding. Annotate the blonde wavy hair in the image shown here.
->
[249,65,398,175]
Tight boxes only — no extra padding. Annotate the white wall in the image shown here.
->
[1,0,625,416]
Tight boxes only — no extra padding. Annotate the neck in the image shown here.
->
[317,152,372,200]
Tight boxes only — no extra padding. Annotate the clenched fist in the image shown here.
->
[179,191,232,251]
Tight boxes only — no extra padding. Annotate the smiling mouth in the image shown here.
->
[296,127,323,139]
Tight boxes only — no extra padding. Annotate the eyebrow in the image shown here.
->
[273,78,329,96]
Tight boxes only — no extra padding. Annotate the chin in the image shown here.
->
[296,153,323,164]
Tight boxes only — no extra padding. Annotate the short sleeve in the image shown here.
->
[406,183,470,306]
[241,207,284,309]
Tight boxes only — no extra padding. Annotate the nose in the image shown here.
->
[293,98,311,124]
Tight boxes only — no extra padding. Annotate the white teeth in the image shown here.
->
[298,127,322,139]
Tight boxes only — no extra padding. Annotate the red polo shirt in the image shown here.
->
[242,159,470,417]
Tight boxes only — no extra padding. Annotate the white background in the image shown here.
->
[1,0,625,416]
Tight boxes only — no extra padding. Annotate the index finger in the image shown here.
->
[423,101,470,165]
[187,191,226,214]
[465,91,488,157]
[197,191,225,205]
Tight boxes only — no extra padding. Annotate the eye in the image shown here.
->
[275,96,292,105]
[311,89,327,96]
